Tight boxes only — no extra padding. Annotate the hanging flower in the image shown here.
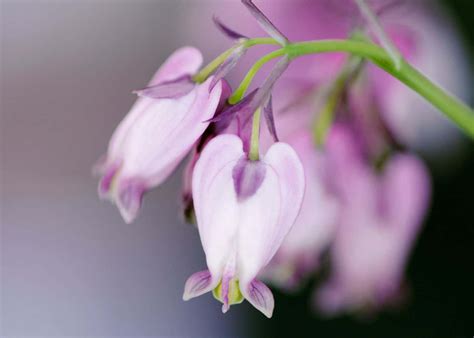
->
[183,134,305,318]
[95,47,224,223]
[316,127,431,315]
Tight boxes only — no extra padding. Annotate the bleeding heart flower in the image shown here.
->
[183,134,305,318]
[315,127,431,314]
[95,47,223,223]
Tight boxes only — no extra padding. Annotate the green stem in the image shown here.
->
[228,49,286,104]
[192,37,279,84]
[285,40,474,138]
[313,57,364,146]
[249,108,262,161]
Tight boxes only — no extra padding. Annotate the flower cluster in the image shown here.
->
[95,0,470,318]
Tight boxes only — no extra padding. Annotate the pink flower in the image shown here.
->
[96,47,223,223]
[316,127,431,315]
[183,134,305,318]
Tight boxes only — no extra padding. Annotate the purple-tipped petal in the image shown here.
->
[207,89,258,123]
[97,161,121,198]
[210,45,247,92]
[213,15,248,40]
[241,0,289,46]
[116,178,146,224]
[134,76,195,99]
[232,157,266,201]
[241,279,274,318]
[263,96,279,142]
[183,270,218,301]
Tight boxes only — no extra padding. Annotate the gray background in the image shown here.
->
[1,1,250,336]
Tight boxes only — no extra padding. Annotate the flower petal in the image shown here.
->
[382,154,430,239]
[237,142,305,285]
[183,270,219,301]
[115,178,146,224]
[151,47,203,85]
[119,77,222,187]
[241,279,275,318]
[134,76,195,99]
[241,0,289,46]
[106,47,203,161]
[261,142,306,265]
[212,15,248,40]
[192,135,244,278]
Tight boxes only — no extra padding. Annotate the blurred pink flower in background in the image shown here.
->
[188,0,470,154]
[316,125,431,315]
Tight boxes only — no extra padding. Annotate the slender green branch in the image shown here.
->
[192,37,279,83]
[228,49,286,104]
[249,108,262,161]
[199,38,474,138]
[285,40,474,138]
[313,57,363,146]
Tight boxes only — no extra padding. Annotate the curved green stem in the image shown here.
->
[192,37,279,83]
[286,40,474,138]
[229,39,474,138]
[228,49,286,104]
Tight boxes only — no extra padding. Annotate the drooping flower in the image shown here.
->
[183,134,305,318]
[316,127,431,315]
[95,47,223,223]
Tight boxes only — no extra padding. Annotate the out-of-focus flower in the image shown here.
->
[316,126,431,315]
[189,0,470,154]
[96,47,223,223]
[183,134,305,318]
[263,130,340,290]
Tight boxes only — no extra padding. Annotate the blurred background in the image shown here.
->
[1,0,472,337]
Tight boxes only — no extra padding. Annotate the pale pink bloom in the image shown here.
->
[316,127,431,315]
[96,47,223,223]
[263,131,340,290]
[183,134,305,318]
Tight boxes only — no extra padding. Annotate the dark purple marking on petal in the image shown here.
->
[232,157,266,201]
[241,0,289,45]
[133,75,195,99]
[213,15,248,40]
[263,96,279,142]
[209,45,247,92]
